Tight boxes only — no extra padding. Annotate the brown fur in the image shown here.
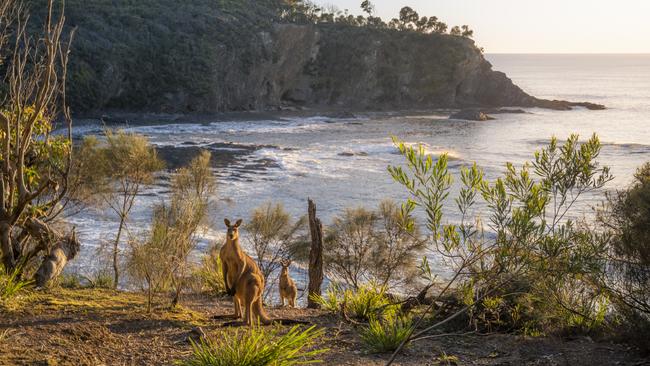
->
[279,260,298,308]
[219,218,271,325]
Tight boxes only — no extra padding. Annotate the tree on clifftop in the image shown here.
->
[398,6,419,30]
[0,0,79,279]
[360,0,375,16]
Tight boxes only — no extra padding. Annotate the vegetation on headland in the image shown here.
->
[0,0,648,365]
[19,0,484,113]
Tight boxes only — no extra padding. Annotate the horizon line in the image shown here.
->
[485,52,650,55]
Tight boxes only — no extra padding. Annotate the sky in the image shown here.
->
[312,0,650,53]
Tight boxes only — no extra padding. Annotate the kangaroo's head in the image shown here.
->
[281,259,292,273]
[224,218,243,242]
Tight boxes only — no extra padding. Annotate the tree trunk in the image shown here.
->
[113,216,126,289]
[0,222,15,271]
[307,198,324,309]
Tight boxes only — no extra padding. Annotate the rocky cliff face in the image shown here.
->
[244,24,602,112]
[47,1,601,113]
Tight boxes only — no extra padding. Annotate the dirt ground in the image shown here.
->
[0,288,648,366]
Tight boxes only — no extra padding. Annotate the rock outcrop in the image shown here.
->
[449,109,495,121]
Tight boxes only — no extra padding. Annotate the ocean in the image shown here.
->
[67,54,650,280]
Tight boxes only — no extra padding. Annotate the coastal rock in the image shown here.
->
[338,151,368,157]
[450,109,495,121]
[532,99,606,111]
[481,108,529,114]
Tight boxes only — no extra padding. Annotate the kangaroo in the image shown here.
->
[279,259,298,308]
[219,218,272,325]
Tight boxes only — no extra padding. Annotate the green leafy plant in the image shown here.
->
[360,314,413,353]
[180,325,327,366]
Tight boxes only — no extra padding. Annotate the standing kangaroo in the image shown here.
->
[279,260,298,308]
[219,218,271,325]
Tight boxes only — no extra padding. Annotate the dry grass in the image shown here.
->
[0,288,647,365]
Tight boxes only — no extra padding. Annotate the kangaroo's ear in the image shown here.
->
[71,226,77,241]
[234,219,243,228]
[224,218,231,227]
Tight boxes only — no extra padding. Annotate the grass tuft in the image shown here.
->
[312,283,396,322]
[0,264,32,301]
[180,325,328,366]
[359,315,413,354]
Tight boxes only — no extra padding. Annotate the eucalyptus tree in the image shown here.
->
[0,0,78,279]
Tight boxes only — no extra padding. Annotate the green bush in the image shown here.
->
[360,314,413,353]
[58,273,83,289]
[180,325,327,366]
[389,134,613,334]
[87,270,115,289]
[599,162,650,351]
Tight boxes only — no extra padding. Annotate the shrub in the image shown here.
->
[86,270,115,289]
[180,325,327,366]
[324,199,425,290]
[58,273,83,289]
[192,247,225,295]
[360,314,413,353]
[389,134,613,337]
[599,162,650,351]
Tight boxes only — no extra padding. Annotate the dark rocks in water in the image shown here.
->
[449,109,495,121]
[533,99,606,111]
[481,108,529,114]
[324,111,356,119]
[338,151,368,157]
[156,142,254,170]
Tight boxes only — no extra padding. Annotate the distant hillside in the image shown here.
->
[27,0,600,113]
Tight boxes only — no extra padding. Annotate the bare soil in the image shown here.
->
[0,288,647,366]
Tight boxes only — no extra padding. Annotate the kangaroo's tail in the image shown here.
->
[254,298,272,325]
[253,274,272,325]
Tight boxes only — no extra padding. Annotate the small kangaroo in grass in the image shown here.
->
[279,259,298,308]
[219,218,271,325]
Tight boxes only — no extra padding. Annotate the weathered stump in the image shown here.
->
[307,198,324,309]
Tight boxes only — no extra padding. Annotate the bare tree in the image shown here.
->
[80,130,163,288]
[0,0,78,278]
[127,151,215,310]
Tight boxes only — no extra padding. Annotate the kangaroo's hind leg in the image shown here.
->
[244,289,257,326]
[233,295,243,319]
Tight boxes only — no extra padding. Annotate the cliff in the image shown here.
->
[35,0,602,113]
